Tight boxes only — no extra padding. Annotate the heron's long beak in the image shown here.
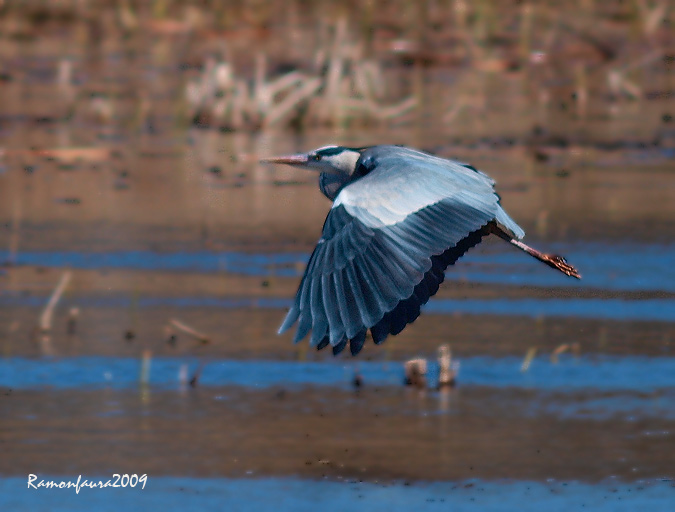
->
[259,153,309,166]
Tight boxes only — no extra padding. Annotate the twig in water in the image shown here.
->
[404,358,428,388]
[169,319,210,344]
[39,271,72,333]
[551,342,581,363]
[520,347,537,372]
[550,343,570,363]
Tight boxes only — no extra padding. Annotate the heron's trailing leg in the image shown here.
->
[489,223,581,279]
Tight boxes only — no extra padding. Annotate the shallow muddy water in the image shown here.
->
[2,129,674,509]
[1,2,674,509]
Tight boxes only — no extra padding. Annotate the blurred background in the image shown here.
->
[0,1,674,510]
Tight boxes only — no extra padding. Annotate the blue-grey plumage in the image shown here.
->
[261,145,581,356]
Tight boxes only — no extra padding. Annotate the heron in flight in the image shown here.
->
[262,145,580,356]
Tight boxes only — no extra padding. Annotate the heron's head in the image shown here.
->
[260,145,362,176]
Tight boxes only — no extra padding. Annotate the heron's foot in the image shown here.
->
[543,254,581,279]
[503,234,583,279]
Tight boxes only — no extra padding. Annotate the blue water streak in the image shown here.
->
[1,242,674,292]
[0,294,673,322]
[1,476,673,512]
[2,355,674,393]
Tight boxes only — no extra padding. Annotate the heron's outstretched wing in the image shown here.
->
[279,146,524,355]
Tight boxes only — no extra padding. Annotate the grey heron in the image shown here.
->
[262,145,581,356]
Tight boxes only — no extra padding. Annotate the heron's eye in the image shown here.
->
[312,154,322,161]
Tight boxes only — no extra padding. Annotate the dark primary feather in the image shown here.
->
[279,145,523,355]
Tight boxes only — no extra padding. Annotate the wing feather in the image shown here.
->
[309,277,328,346]
[349,330,367,355]
[334,271,361,339]
[343,263,371,327]
[352,255,388,325]
[321,273,345,345]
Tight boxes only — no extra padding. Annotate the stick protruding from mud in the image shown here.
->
[169,319,210,344]
[40,271,73,332]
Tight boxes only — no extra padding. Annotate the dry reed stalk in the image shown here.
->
[551,342,581,363]
[264,71,307,98]
[353,64,371,101]
[365,61,386,99]
[404,358,428,388]
[230,80,248,130]
[254,52,269,117]
[454,0,469,35]
[520,347,537,372]
[550,343,570,363]
[637,0,667,37]
[443,97,467,124]
[39,271,72,333]
[118,0,139,32]
[57,59,76,113]
[169,319,210,344]
[607,70,642,99]
[375,96,418,121]
[263,77,322,128]
[606,48,662,100]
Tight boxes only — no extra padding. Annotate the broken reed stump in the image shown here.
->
[169,318,210,344]
[39,271,72,333]
[36,271,72,356]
